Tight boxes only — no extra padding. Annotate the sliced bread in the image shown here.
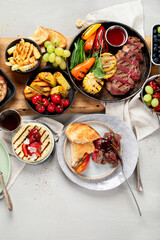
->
[70,142,95,168]
[65,123,100,144]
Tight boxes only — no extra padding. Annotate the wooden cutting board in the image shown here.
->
[0,36,159,116]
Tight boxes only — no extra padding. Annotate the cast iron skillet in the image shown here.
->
[23,66,77,116]
[67,21,151,103]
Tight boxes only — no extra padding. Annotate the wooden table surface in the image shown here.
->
[0,36,159,116]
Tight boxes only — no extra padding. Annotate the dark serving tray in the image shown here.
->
[0,68,16,110]
[67,21,151,103]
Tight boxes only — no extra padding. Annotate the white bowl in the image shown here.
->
[12,122,54,165]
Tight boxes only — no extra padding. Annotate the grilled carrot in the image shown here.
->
[71,57,95,81]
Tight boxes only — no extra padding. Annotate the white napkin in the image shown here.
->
[85,0,160,141]
[0,117,64,198]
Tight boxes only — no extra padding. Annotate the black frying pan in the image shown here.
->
[23,66,77,117]
[67,21,151,103]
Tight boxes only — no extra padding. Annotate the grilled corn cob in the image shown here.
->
[83,73,104,95]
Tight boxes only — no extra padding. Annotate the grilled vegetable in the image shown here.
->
[37,72,57,87]
[93,26,108,54]
[50,86,69,98]
[81,24,101,40]
[83,72,104,94]
[84,31,96,53]
[71,57,95,81]
[70,38,86,70]
[101,52,117,72]
[53,72,71,90]
[75,153,90,172]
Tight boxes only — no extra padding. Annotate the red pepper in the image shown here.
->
[93,26,108,54]
[75,153,90,173]
[22,144,28,157]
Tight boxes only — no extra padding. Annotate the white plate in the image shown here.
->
[64,121,122,180]
[57,114,138,191]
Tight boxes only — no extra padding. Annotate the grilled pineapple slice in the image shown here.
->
[83,73,104,95]
[50,86,69,98]
[53,72,71,90]
[101,53,117,72]
[37,72,56,87]
[103,65,117,79]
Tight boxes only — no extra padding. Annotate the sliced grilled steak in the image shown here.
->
[103,132,122,150]
[0,75,7,103]
[106,80,131,95]
[127,36,144,49]
[117,62,140,82]
[110,70,135,88]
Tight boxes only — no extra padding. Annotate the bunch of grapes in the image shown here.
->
[42,39,71,70]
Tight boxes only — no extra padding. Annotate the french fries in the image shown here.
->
[6,39,41,72]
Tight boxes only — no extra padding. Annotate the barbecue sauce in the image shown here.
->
[107,27,126,46]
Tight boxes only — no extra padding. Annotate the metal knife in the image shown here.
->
[0,171,13,212]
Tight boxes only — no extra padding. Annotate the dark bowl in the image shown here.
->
[23,66,77,117]
[67,21,151,103]
[5,38,42,74]
[151,24,160,66]
[0,68,16,110]
[141,74,160,114]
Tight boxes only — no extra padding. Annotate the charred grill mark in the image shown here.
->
[42,134,49,143]
[13,125,30,144]
[40,142,51,155]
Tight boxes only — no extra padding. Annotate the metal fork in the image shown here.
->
[133,126,143,192]
[111,144,142,216]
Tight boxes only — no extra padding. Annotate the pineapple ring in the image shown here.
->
[103,65,117,79]
[83,73,104,95]
[101,52,117,72]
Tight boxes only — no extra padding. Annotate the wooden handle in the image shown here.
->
[0,173,13,212]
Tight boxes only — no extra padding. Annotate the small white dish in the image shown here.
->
[12,122,54,165]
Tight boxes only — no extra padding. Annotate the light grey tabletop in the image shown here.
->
[0,0,160,240]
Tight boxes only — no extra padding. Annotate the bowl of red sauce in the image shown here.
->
[105,25,128,47]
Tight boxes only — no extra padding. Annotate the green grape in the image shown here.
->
[55,56,62,65]
[47,44,55,53]
[53,38,60,47]
[151,98,159,107]
[42,53,49,62]
[59,60,67,70]
[146,100,151,106]
[62,50,71,58]
[145,85,153,95]
[52,62,58,68]
[55,47,64,56]
[44,41,52,48]
[48,53,56,63]
[143,94,152,102]
[158,26,160,34]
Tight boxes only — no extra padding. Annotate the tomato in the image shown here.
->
[154,103,160,112]
[149,81,157,90]
[47,102,56,112]
[152,92,160,99]
[51,94,61,104]
[32,95,43,105]
[75,153,90,172]
[60,99,70,108]
[42,98,49,107]
[55,105,64,113]
[36,104,45,113]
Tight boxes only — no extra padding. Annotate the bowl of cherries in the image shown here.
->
[141,74,160,114]
[23,67,76,116]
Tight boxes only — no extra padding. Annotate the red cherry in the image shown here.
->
[51,94,61,104]
[35,104,45,113]
[47,102,56,113]
[55,105,64,113]
[154,103,160,112]
[32,95,43,105]
[42,98,49,107]
[60,99,70,108]
[152,92,160,99]
[149,81,157,91]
